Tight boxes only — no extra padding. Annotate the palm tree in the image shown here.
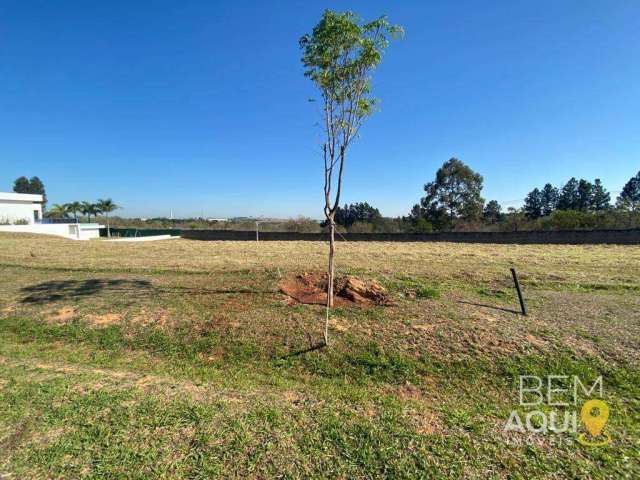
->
[65,201,82,223]
[81,201,100,223]
[96,198,120,237]
[48,204,69,219]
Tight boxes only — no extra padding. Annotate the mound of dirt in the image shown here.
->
[279,272,391,306]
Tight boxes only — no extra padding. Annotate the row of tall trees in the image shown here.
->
[524,178,610,219]
[331,202,383,228]
[48,199,119,237]
[408,159,640,230]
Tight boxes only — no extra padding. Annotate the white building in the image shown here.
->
[0,191,102,240]
[0,192,43,224]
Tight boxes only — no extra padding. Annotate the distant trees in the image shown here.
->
[524,188,543,219]
[48,204,69,218]
[81,202,100,222]
[333,202,382,228]
[617,171,640,210]
[13,176,47,208]
[97,198,120,237]
[483,200,502,224]
[526,177,610,217]
[411,158,485,229]
[65,201,83,222]
[404,163,640,231]
[540,184,559,216]
[591,179,610,211]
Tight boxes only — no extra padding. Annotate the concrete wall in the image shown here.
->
[0,223,103,240]
[0,199,42,224]
[181,228,640,245]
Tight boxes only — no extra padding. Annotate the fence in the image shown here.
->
[101,227,183,238]
[180,228,640,244]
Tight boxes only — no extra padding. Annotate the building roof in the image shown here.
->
[0,191,44,202]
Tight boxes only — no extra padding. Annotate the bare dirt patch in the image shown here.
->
[279,272,391,306]
[85,313,122,327]
[45,306,76,324]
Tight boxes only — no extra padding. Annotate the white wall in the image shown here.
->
[0,223,103,240]
[0,199,42,224]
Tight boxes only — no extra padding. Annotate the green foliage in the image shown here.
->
[557,177,580,210]
[300,10,402,124]
[81,202,100,222]
[47,204,70,219]
[413,158,485,228]
[283,216,322,233]
[333,202,382,228]
[412,217,433,233]
[483,200,502,224]
[96,198,119,214]
[385,276,440,299]
[591,179,610,211]
[524,188,543,219]
[12,176,47,207]
[64,201,83,222]
[12,176,30,193]
[617,170,640,210]
[541,183,559,216]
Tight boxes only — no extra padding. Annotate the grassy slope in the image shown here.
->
[0,233,638,478]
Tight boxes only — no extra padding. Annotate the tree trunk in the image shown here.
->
[325,219,335,345]
[107,213,111,238]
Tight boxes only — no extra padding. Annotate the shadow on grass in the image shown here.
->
[458,300,521,315]
[20,279,271,305]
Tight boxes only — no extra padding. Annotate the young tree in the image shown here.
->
[591,179,610,211]
[540,183,558,216]
[616,171,640,211]
[96,198,120,237]
[419,158,485,226]
[524,188,543,219]
[483,200,502,224]
[300,10,402,343]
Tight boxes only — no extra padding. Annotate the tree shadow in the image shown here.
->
[20,279,274,305]
[279,332,327,358]
[458,300,521,315]
[20,279,154,305]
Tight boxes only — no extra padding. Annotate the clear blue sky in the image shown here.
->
[2,1,638,218]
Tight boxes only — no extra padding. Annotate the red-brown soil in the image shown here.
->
[279,272,391,306]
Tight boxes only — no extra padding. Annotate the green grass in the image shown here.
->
[0,234,639,478]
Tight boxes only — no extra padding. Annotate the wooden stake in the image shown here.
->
[510,268,527,316]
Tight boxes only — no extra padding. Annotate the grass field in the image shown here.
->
[0,233,638,478]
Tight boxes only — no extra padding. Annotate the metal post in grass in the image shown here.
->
[510,268,527,316]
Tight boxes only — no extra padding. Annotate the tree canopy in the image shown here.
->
[411,158,484,228]
[617,171,640,210]
[13,176,47,207]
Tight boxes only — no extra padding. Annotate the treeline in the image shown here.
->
[405,159,640,232]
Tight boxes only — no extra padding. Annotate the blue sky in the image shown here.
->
[1,1,638,218]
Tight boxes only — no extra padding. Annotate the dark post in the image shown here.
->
[510,268,527,316]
